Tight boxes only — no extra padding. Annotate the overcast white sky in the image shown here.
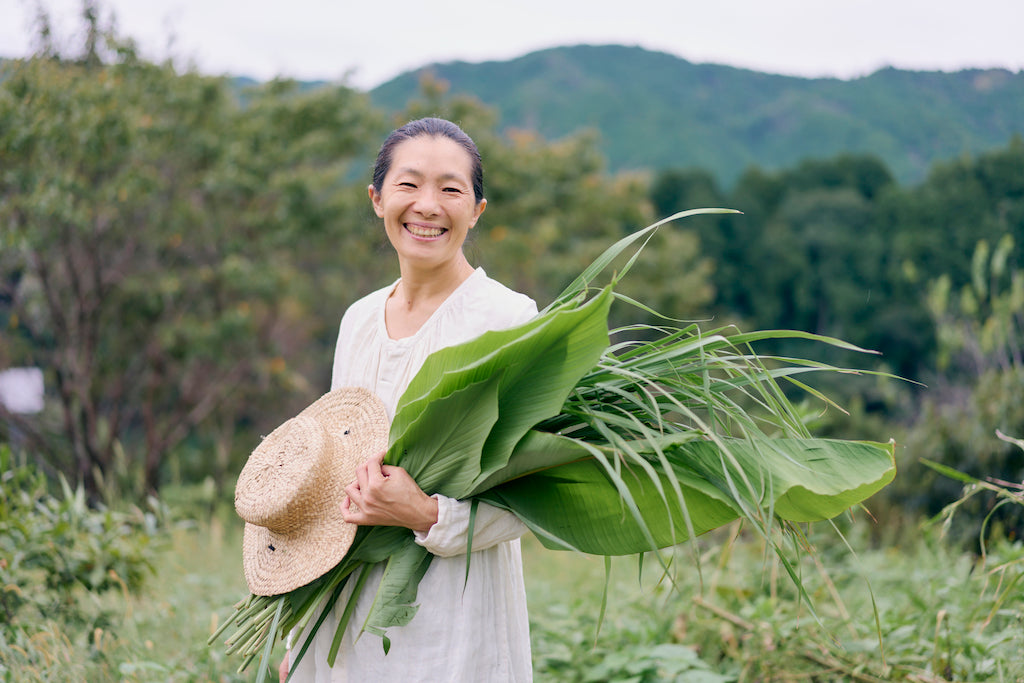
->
[2,0,1023,90]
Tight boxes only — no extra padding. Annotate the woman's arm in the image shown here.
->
[414,494,527,558]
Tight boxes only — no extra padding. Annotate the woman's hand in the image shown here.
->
[342,452,439,533]
[278,654,289,682]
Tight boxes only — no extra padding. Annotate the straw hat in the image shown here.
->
[234,387,389,596]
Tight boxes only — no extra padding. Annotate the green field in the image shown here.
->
[3,493,1021,682]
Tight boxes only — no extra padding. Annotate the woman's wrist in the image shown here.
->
[412,494,439,533]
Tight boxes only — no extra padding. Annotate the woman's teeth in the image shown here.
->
[407,224,445,238]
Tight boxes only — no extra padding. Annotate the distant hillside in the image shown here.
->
[370,45,1024,185]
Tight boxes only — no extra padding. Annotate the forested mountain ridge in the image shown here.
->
[5,45,1018,185]
[370,44,1024,185]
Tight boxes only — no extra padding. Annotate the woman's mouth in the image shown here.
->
[405,223,446,238]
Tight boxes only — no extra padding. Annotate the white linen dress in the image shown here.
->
[287,268,538,682]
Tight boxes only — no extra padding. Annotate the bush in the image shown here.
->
[0,445,166,669]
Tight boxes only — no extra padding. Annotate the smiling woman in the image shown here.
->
[280,117,538,682]
[368,126,489,338]
[212,123,899,682]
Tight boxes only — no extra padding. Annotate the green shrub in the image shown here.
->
[0,445,166,656]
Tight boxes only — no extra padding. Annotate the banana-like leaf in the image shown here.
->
[466,429,602,497]
[481,438,896,556]
[388,373,503,496]
[344,538,433,663]
[389,286,613,497]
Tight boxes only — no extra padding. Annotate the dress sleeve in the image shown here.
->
[413,494,527,557]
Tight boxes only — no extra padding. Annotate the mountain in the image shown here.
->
[369,44,1024,185]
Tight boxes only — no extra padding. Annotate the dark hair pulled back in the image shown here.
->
[371,118,484,204]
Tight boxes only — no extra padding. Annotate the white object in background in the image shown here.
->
[0,367,44,414]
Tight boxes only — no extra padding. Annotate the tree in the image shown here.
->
[891,236,1024,542]
[705,154,984,382]
[0,30,380,494]
[720,155,896,330]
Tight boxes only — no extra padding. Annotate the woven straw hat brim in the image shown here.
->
[236,387,389,596]
[241,516,358,596]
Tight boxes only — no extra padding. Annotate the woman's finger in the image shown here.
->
[344,481,359,503]
[340,494,357,522]
[364,451,387,483]
[353,462,369,490]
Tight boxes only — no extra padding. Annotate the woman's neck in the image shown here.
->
[385,255,475,339]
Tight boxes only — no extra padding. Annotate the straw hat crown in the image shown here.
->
[235,387,389,596]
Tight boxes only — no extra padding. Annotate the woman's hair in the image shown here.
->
[371,118,484,204]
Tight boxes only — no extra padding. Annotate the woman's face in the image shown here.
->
[370,135,486,273]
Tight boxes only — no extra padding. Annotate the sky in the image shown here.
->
[2,0,1023,90]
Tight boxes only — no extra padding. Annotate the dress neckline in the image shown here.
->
[378,267,484,343]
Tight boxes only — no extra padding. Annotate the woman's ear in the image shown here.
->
[468,198,487,229]
[368,184,384,217]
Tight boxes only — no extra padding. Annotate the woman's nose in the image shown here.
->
[412,187,441,216]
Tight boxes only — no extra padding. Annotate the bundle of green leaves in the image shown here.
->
[210,210,896,680]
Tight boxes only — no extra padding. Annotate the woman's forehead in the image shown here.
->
[389,136,475,179]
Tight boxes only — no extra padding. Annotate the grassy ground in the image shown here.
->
[3,508,1023,682]
[116,516,253,682]
[526,521,1024,682]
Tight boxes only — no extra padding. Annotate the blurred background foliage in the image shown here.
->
[1,3,1022,536]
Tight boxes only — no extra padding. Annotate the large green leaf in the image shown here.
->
[350,538,433,660]
[481,438,896,556]
[481,458,734,555]
[668,437,898,522]
[389,286,613,496]
[387,373,503,496]
[465,429,600,497]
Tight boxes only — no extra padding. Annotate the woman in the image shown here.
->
[281,118,537,681]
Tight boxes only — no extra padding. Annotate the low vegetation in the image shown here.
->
[2,458,1022,681]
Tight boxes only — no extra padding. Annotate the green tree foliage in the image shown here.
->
[873,139,1024,380]
[0,24,381,495]
[670,144,1024,386]
[484,132,716,325]
[719,154,899,324]
[892,237,1024,540]
[886,137,1024,296]
[677,156,915,382]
